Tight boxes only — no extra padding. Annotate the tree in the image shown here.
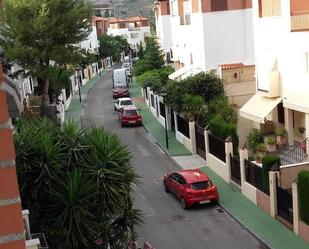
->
[133,36,164,76]
[207,96,237,124]
[182,94,207,123]
[0,0,92,115]
[98,34,129,62]
[137,41,145,59]
[14,118,142,249]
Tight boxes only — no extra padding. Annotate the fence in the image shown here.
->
[244,159,267,194]
[208,133,226,162]
[230,154,241,185]
[277,183,293,223]
[176,115,190,138]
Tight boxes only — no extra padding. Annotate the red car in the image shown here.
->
[118,106,142,127]
[163,169,219,209]
[113,86,129,98]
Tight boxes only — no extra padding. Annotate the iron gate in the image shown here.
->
[195,124,206,159]
[276,178,293,223]
[230,154,241,186]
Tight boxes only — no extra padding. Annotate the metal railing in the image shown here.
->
[281,138,308,166]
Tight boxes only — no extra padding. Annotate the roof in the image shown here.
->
[93,16,108,22]
[177,169,209,183]
[109,17,127,23]
[219,63,255,70]
[122,106,138,110]
[118,97,132,101]
[92,3,113,9]
[127,16,149,22]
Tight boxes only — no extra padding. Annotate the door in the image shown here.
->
[174,175,186,199]
[167,173,179,194]
[195,124,206,159]
[171,109,175,131]
[277,102,285,124]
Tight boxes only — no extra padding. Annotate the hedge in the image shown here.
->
[298,171,309,225]
[261,155,280,194]
[209,115,239,153]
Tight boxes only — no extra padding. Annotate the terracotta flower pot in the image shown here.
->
[266,143,277,152]
[277,136,288,145]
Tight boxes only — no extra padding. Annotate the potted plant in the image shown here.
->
[298,127,306,138]
[255,143,266,163]
[265,137,277,152]
[275,127,288,145]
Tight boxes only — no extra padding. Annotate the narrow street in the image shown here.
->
[82,70,268,249]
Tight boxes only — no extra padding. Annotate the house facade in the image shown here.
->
[154,0,256,108]
[106,16,151,49]
[240,0,309,153]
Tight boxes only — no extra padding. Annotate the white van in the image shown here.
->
[112,68,127,88]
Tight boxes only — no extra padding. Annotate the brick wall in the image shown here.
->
[0,64,25,249]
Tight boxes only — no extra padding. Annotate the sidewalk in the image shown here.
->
[130,81,309,248]
[65,69,107,123]
[130,79,191,156]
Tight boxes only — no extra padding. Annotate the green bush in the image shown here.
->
[209,115,239,153]
[275,127,287,137]
[298,171,309,225]
[247,129,264,153]
[262,155,280,194]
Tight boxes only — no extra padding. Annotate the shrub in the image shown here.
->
[298,171,309,225]
[256,143,266,152]
[275,127,287,137]
[209,115,239,153]
[265,137,276,145]
[247,129,264,153]
[262,155,280,194]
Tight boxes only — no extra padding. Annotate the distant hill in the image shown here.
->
[90,0,154,18]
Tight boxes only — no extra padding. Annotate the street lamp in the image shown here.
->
[75,66,82,103]
[159,92,169,149]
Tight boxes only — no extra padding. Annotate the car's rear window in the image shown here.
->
[121,100,133,106]
[124,110,138,116]
[191,181,210,190]
[116,86,127,90]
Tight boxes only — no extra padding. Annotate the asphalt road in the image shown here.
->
[82,70,268,249]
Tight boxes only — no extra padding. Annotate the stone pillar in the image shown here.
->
[292,182,299,235]
[285,107,294,146]
[189,122,196,154]
[225,141,233,182]
[305,113,309,159]
[0,65,26,248]
[239,148,248,194]
[269,171,277,218]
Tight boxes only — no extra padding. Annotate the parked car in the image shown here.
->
[118,106,142,127]
[113,86,130,99]
[114,97,134,111]
[112,68,128,88]
[163,169,219,209]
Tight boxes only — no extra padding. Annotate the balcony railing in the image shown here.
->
[291,12,309,32]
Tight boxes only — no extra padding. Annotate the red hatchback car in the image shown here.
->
[163,169,219,209]
[113,86,129,99]
[118,106,142,127]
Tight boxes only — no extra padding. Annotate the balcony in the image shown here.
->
[291,12,309,32]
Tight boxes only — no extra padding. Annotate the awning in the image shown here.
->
[239,93,282,123]
[0,75,22,118]
[168,65,202,81]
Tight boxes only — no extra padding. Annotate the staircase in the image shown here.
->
[280,138,308,166]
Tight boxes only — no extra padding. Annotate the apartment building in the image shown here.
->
[106,16,151,49]
[240,0,309,152]
[154,0,256,107]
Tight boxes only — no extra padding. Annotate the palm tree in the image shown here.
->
[14,118,142,249]
[182,94,207,125]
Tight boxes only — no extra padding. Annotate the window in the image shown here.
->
[178,176,186,185]
[124,110,138,116]
[170,0,177,16]
[180,0,191,25]
[191,181,210,190]
[211,0,227,11]
[259,0,281,17]
[120,100,133,106]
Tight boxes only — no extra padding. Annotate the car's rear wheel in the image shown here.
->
[181,198,188,210]
[164,181,170,193]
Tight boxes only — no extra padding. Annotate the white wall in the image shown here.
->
[156,15,173,53]
[80,25,99,52]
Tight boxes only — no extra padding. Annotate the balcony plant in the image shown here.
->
[275,127,288,145]
[298,127,306,138]
[265,137,277,152]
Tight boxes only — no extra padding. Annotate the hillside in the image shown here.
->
[91,0,154,18]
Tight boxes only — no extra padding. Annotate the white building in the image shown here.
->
[80,18,100,53]
[107,16,150,49]
[240,0,309,152]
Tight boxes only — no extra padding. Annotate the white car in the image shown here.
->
[114,97,134,111]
